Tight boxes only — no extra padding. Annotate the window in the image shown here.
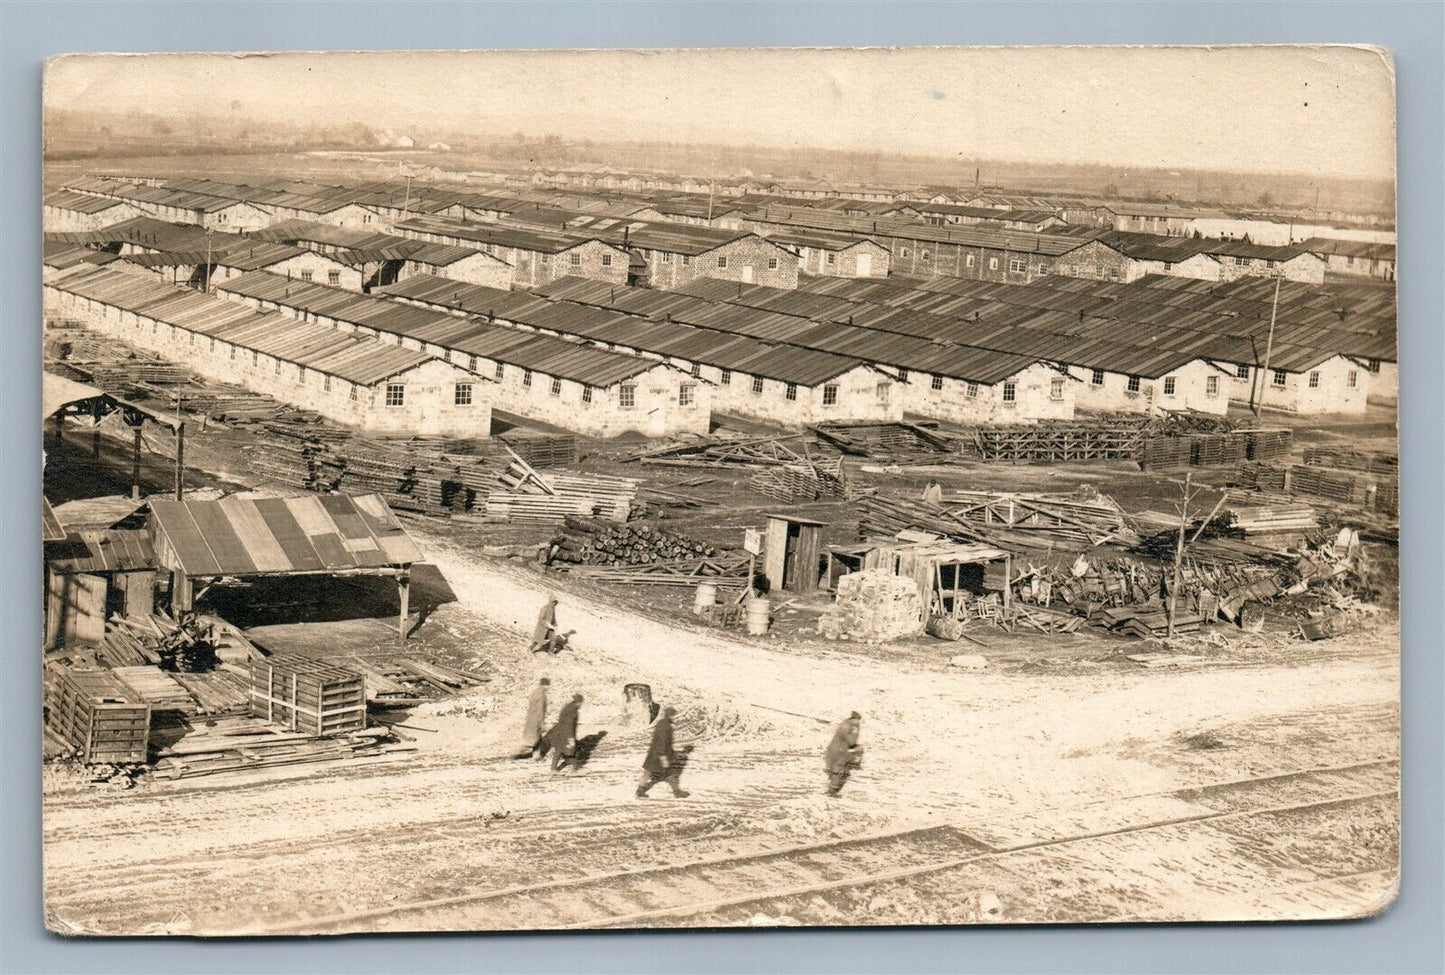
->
[826,252,836,266]
[930,374,944,391]
[1050,378,1065,400]
[682,255,691,267]
[1127,375,1141,393]
[619,384,636,409]
[581,385,593,404]
[921,249,930,260]
[1272,369,1288,387]
[297,366,306,385]
[1368,359,1381,374]
[897,368,909,383]
[570,253,582,267]
[1307,371,1320,389]
[209,336,216,352]
[1091,368,1105,386]
[1346,370,1358,388]
[1163,376,1177,397]
[1002,381,1017,403]
[690,362,702,378]
[274,359,281,375]
[252,350,258,366]
[349,384,358,402]
[1234,256,1250,267]
[720,369,731,386]
[988,257,999,270]
[965,254,975,268]
[229,346,236,361]
[751,376,764,395]
[876,382,891,404]
[1236,363,1251,380]
[768,257,778,270]
[324,374,331,392]
[548,376,562,396]
[493,361,505,381]
[900,247,910,258]
[601,253,613,267]
[522,369,533,388]
[300,270,313,282]
[966,382,979,399]
[454,383,473,406]
[1037,263,1051,276]
[1265,260,1277,269]
[661,252,672,264]
[385,383,405,407]
[467,355,477,372]
[679,383,697,407]
[822,384,838,406]
[716,256,728,269]
[327,271,340,286]
[1009,259,1026,273]
[785,383,797,401]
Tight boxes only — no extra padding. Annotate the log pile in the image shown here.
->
[551,515,726,567]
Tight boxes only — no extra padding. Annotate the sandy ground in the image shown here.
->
[42,527,1400,935]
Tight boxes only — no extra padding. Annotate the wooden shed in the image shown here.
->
[828,537,1012,618]
[762,514,826,594]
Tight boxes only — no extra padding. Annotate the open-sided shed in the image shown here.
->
[148,493,424,642]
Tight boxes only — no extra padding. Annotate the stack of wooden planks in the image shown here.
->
[151,719,405,780]
[334,654,489,707]
[946,490,1138,548]
[558,556,752,588]
[748,457,848,503]
[168,667,253,715]
[629,434,825,470]
[44,663,150,765]
[484,456,638,525]
[248,656,367,737]
[111,665,194,712]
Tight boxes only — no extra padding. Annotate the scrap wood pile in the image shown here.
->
[150,717,407,780]
[97,610,231,672]
[856,493,994,546]
[1301,448,1397,475]
[335,653,489,707]
[810,421,958,458]
[628,433,830,470]
[483,453,638,525]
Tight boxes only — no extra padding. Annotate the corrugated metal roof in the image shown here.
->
[149,493,422,576]
[394,216,621,256]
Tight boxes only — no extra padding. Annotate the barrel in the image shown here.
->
[693,581,719,616]
[745,596,771,636]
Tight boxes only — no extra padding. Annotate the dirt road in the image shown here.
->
[42,536,1400,934]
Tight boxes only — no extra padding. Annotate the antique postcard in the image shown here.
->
[40,45,1399,934]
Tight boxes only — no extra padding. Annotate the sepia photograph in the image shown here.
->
[38,44,1400,936]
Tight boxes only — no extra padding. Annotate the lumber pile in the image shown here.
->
[43,663,150,765]
[628,434,825,469]
[1244,429,1292,461]
[1301,448,1396,474]
[946,489,1138,548]
[111,666,194,712]
[249,656,367,737]
[748,457,847,503]
[551,515,727,566]
[151,719,403,780]
[811,421,956,457]
[168,667,253,715]
[558,557,753,588]
[1138,435,1192,471]
[484,455,638,525]
[856,494,994,545]
[335,654,489,707]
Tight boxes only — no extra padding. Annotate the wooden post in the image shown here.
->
[131,421,143,500]
[397,572,411,644]
[1254,275,1282,416]
[1166,473,1191,639]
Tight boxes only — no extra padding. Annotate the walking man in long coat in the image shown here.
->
[824,711,864,797]
[528,595,559,654]
[546,693,584,772]
[636,706,690,799]
[515,677,550,760]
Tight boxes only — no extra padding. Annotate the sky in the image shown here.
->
[45,46,1397,179]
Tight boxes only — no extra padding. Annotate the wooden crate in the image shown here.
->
[44,664,150,764]
[249,656,366,737]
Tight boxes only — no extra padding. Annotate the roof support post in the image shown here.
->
[397,571,411,645]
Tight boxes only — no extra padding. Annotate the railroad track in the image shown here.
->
[260,757,1398,934]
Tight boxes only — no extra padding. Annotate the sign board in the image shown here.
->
[743,527,763,555]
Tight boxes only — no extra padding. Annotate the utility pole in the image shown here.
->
[204,228,214,293]
[1166,472,1197,639]
[173,392,185,501]
[1253,274,1283,416]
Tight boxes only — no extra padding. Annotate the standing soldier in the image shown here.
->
[921,479,943,505]
[515,677,550,760]
[528,595,559,654]
[546,693,584,772]
[824,711,864,797]
[636,706,690,799]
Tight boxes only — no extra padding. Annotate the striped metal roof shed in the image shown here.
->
[149,493,422,578]
[46,529,156,574]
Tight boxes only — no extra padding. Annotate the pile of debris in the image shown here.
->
[856,489,1135,553]
[483,455,638,525]
[151,719,406,780]
[818,569,924,642]
[553,515,722,566]
[628,434,824,469]
[748,456,848,503]
[810,421,958,458]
